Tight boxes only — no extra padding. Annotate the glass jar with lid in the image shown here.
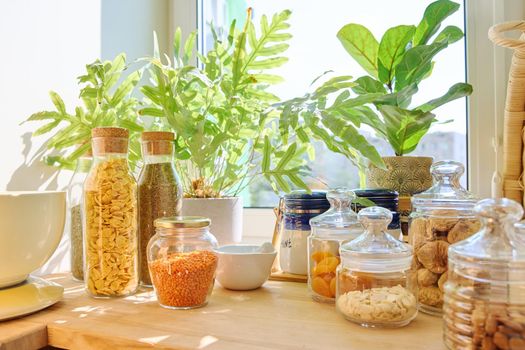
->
[443,198,525,350]
[138,131,182,287]
[408,160,479,315]
[279,191,330,275]
[308,188,363,303]
[147,216,218,309]
[336,206,417,328]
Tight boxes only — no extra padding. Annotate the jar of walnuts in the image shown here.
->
[336,206,417,328]
[408,161,479,315]
[83,127,139,298]
[444,198,525,350]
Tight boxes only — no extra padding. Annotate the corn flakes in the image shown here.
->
[84,157,138,297]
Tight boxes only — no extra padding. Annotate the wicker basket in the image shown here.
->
[489,21,525,206]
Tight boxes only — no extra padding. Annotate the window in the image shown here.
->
[199,0,468,207]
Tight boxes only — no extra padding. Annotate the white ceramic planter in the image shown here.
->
[181,197,243,245]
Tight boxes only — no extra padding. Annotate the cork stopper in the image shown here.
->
[91,127,129,155]
[92,127,129,138]
[141,131,174,155]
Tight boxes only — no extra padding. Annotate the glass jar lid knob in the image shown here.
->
[357,206,392,231]
[431,160,464,187]
[327,187,355,211]
[475,198,523,223]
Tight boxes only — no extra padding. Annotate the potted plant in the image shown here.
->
[338,0,471,194]
[276,0,471,196]
[25,53,144,169]
[139,10,311,244]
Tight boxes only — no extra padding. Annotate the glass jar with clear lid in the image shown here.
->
[308,188,363,303]
[147,216,219,309]
[443,198,525,350]
[336,206,417,328]
[408,160,480,315]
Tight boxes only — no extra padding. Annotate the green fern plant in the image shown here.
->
[26,54,144,169]
[141,9,310,197]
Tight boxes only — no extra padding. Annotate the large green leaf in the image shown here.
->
[413,0,460,46]
[337,24,379,78]
[374,83,418,108]
[377,25,415,85]
[394,41,447,90]
[322,112,384,168]
[378,105,436,155]
[433,25,464,44]
[351,76,386,95]
[416,83,472,112]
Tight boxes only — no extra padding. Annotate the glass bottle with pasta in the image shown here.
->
[83,127,138,298]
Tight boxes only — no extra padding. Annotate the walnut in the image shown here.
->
[428,210,459,232]
[438,271,448,291]
[416,240,449,274]
[417,268,439,287]
[409,218,427,251]
[448,219,481,244]
[418,286,443,307]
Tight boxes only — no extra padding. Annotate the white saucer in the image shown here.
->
[0,275,63,321]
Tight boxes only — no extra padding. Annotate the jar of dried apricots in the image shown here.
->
[408,161,479,316]
[147,216,218,309]
[83,127,139,298]
[336,206,417,328]
[308,188,363,303]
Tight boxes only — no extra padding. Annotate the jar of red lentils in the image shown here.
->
[147,216,219,309]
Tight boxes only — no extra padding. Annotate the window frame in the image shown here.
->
[170,0,524,241]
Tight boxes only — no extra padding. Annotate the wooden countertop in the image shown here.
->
[1,274,446,350]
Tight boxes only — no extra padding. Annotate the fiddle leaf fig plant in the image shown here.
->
[141,9,310,198]
[337,0,472,156]
[277,0,471,161]
[25,54,144,169]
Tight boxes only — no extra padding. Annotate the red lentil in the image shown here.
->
[149,250,218,308]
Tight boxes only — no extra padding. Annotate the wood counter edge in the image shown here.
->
[0,320,47,350]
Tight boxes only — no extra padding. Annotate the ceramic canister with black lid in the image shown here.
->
[279,191,330,275]
[352,189,400,238]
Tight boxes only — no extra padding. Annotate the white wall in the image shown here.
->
[0,0,101,192]
[0,0,173,275]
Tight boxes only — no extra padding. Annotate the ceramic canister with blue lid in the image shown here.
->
[279,191,330,275]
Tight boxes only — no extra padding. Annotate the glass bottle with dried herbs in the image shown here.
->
[138,131,182,287]
[83,127,138,298]
[68,150,92,281]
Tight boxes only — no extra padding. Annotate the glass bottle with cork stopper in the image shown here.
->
[83,127,138,298]
[336,206,417,328]
[444,198,525,350]
[308,188,363,303]
[68,146,92,281]
[408,160,479,315]
[138,131,182,287]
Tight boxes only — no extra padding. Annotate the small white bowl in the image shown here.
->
[0,191,66,288]
[215,244,277,291]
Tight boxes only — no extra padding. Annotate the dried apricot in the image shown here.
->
[313,264,332,277]
[317,256,340,272]
[311,251,334,263]
[312,276,331,297]
[330,277,336,297]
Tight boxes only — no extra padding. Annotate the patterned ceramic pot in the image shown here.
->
[366,156,433,196]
